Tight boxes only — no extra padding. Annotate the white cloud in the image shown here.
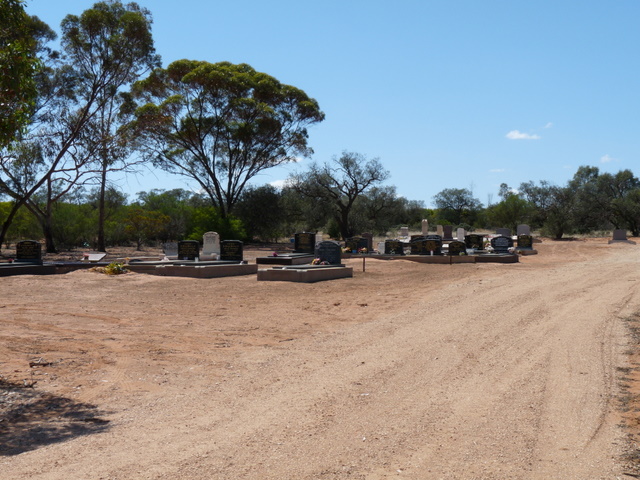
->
[269,179,289,189]
[544,122,553,129]
[600,154,617,163]
[489,168,506,173]
[506,130,541,140]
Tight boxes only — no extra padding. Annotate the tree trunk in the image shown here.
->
[97,163,107,252]
[0,200,24,250]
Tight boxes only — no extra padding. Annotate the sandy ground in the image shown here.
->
[1,238,640,479]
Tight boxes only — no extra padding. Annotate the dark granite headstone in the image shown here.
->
[491,235,513,253]
[345,236,368,252]
[15,240,42,264]
[447,240,467,256]
[361,233,374,251]
[220,240,243,261]
[315,241,342,264]
[464,234,484,250]
[384,239,404,255]
[177,240,199,260]
[442,225,454,241]
[425,235,443,255]
[517,224,531,236]
[517,234,533,250]
[294,232,316,253]
[410,236,429,255]
[496,228,511,237]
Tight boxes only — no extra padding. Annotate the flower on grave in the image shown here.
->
[320,261,329,265]
[486,245,494,252]
[311,258,322,265]
[508,247,516,254]
[271,252,279,257]
[342,247,351,253]
[459,251,466,256]
[358,247,368,254]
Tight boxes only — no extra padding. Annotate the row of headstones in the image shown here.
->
[402,221,532,240]
[169,238,244,261]
[383,234,525,255]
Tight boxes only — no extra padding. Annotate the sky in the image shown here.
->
[25,0,640,207]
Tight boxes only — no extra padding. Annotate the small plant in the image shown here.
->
[91,262,129,275]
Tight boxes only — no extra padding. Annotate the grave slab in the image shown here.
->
[257,265,353,283]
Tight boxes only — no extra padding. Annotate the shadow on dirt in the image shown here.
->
[0,377,111,456]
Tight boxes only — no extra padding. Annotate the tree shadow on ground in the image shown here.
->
[0,377,111,456]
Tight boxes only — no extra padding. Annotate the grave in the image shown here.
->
[15,240,43,265]
[294,232,316,253]
[443,225,454,241]
[384,239,405,255]
[456,228,465,241]
[410,236,429,255]
[608,229,636,244]
[491,235,514,253]
[422,219,429,235]
[424,235,443,255]
[177,240,200,260]
[345,236,369,253]
[465,234,484,250]
[399,226,409,238]
[201,231,220,259]
[496,228,511,237]
[361,232,374,252]
[517,224,531,236]
[220,240,244,261]
[436,225,444,237]
[315,241,342,265]
[447,240,467,256]
[163,242,178,258]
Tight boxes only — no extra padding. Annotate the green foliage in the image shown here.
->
[485,194,532,233]
[186,206,246,242]
[131,60,324,218]
[432,188,483,226]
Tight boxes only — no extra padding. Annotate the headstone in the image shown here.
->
[425,235,443,255]
[612,229,628,241]
[361,232,374,252]
[436,225,444,237]
[496,228,511,237]
[443,225,454,241]
[163,242,178,257]
[410,236,429,255]
[384,239,405,255]
[491,235,513,253]
[399,226,409,238]
[421,219,429,235]
[315,241,342,264]
[465,234,484,250]
[15,240,42,264]
[202,231,220,256]
[517,224,531,236]
[447,240,467,256]
[517,234,534,250]
[456,228,465,241]
[346,236,368,253]
[177,240,199,260]
[294,232,316,253]
[220,240,243,261]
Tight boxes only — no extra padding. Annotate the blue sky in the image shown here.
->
[26,0,640,207]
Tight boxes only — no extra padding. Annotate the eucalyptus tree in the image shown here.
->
[289,151,390,239]
[432,187,483,226]
[0,1,159,252]
[129,60,324,218]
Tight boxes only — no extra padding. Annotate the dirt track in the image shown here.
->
[1,238,640,479]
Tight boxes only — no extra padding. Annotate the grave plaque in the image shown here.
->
[491,235,513,253]
[425,235,443,255]
[410,237,429,255]
[294,232,316,253]
[517,224,531,236]
[178,240,200,260]
[465,234,484,250]
[443,225,454,241]
[612,229,628,241]
[220,240,243,261]
[399,226,409,237]
[346,236,368,252]
[447,240,467,256]
[517,234,533,250]
[384,239,404,255]
[202,231,220,255]
[15,240,42,264]
[496,228,511,237]
[163,242,178,257]
[315,241,342,264]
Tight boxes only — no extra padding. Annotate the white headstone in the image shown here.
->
[399,226,409,238]
[436,225,444,237]
[457,228,465,241]
[202,231,220,255]
[421,219,429,235]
